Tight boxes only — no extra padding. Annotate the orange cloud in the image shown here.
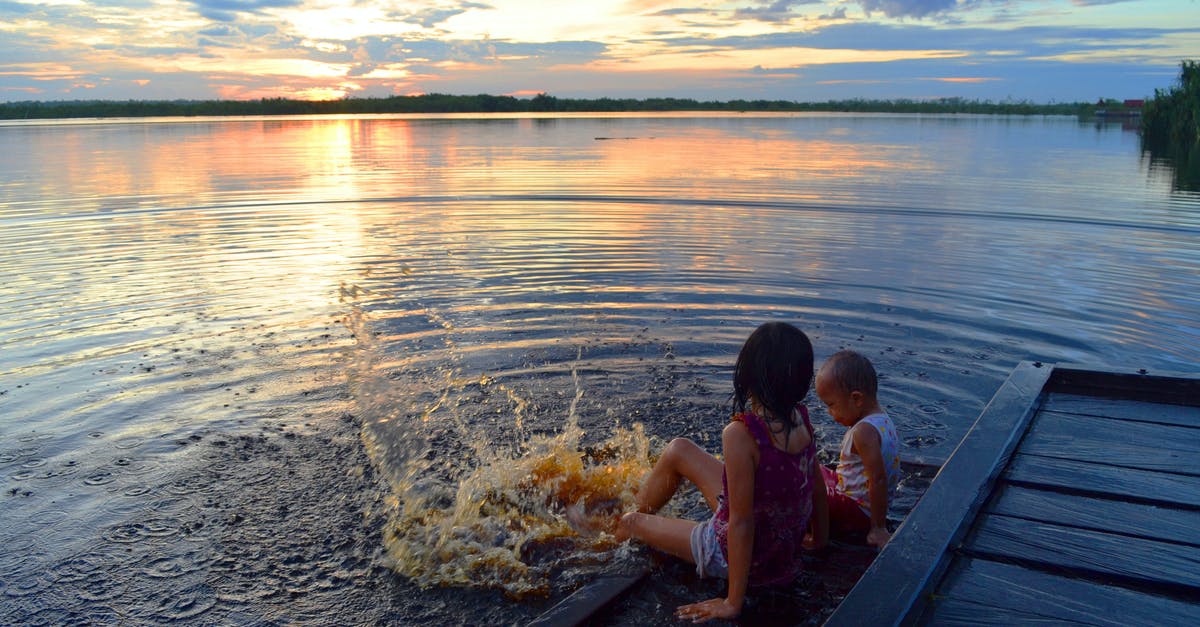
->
[213,82,356,101]
[574,46,966,73]
[928,77,1000,83]
[0,63,86,81]
[817,79,890,85]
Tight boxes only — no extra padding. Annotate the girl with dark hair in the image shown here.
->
[616,322,828,622]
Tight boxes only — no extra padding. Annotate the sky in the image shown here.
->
[0,0,1196,103]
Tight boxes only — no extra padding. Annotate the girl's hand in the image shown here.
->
[675,597,740,623]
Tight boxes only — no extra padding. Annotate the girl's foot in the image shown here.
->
[566,503,598,536]
[613,512,638,542]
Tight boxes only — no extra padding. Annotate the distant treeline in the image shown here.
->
[0,93,1095,119]
[1141,60,1199,190]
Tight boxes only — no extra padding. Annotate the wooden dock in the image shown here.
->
[826,362,1200,625]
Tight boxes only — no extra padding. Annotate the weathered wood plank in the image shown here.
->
[1047,365,1200,406]
[1033,408,1200,451]
[986,484,1200,547]
[1020,411,1200,476]
[526,573,646,627]
[923,557,1200,626]
[824,361,1053,627]
[1041,393,1200,428]
[1005,452,1200,509]
[965,514,1200,594]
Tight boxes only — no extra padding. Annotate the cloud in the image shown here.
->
[928,76,999,83]
[198,25,240,38]
[855,0,959,19]
[0,0,1192,103]
[196,22,281,47]
[797,56,1176,101]
[733,0,819,23]
[347,52,376,77]
[650,7,710,17]
[397,38,608,67]
[406,3,491,29]
[653,21,1199,61]
[0,0,36,17]
[186,0,305,23]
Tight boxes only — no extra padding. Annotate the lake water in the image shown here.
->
[2,112,1198,624]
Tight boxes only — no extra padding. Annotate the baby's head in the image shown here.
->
[733,321,814,423]
[815,350,878,427]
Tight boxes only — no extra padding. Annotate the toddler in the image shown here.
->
[814,350,900,548]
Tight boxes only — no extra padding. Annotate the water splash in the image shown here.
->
[342,286,656,598]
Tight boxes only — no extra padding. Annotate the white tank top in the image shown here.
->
[835,412,901,515]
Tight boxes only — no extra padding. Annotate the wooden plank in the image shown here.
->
[965,514,1200,594]
[1041,393,1200,428]
[1047,365,1200,406]
[526,573,646,627]
[923,557,1200,625]
[1005,452,1200,509]
[986,484,1200,547]
[824,361,1053,627]
[1020,411,1200,476]
[1033,408,1200,452]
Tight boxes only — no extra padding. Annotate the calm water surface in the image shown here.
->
[2,112,1198,622]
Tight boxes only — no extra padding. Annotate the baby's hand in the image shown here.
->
[802,531,827,552]
[866,526,891,549]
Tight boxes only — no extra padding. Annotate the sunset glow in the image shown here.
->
[0,0,1194,102]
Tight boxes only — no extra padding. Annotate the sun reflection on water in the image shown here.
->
[3,114,1197,613]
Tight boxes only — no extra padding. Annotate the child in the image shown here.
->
[616,322,828,623]
[814,350,900,548]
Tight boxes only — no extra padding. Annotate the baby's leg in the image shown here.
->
[636,438,723,514]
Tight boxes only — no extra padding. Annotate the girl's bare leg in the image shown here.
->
[613,438,723,552]
[635,438,724,513]
[616,513,698,562]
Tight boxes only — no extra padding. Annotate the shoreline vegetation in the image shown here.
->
[1141,61,1199,189]
[0,94,1106,120]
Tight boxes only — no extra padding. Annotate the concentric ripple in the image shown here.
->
[1,113,1198,619]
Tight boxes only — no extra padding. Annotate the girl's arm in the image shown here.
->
[675,421,756,623]
[851,422,891,548]
[807,456,829,550]
[722,421,756,611]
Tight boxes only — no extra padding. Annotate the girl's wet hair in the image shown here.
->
[732,322,815,427]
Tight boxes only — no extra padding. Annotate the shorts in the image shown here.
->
[820,466,871,537]
[690,517,728,579]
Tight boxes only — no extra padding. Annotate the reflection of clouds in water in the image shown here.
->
[3,113,1197,616]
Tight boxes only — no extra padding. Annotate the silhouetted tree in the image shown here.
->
[1142,60,1200,190]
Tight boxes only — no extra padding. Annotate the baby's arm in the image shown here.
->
[851,422,891,548]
